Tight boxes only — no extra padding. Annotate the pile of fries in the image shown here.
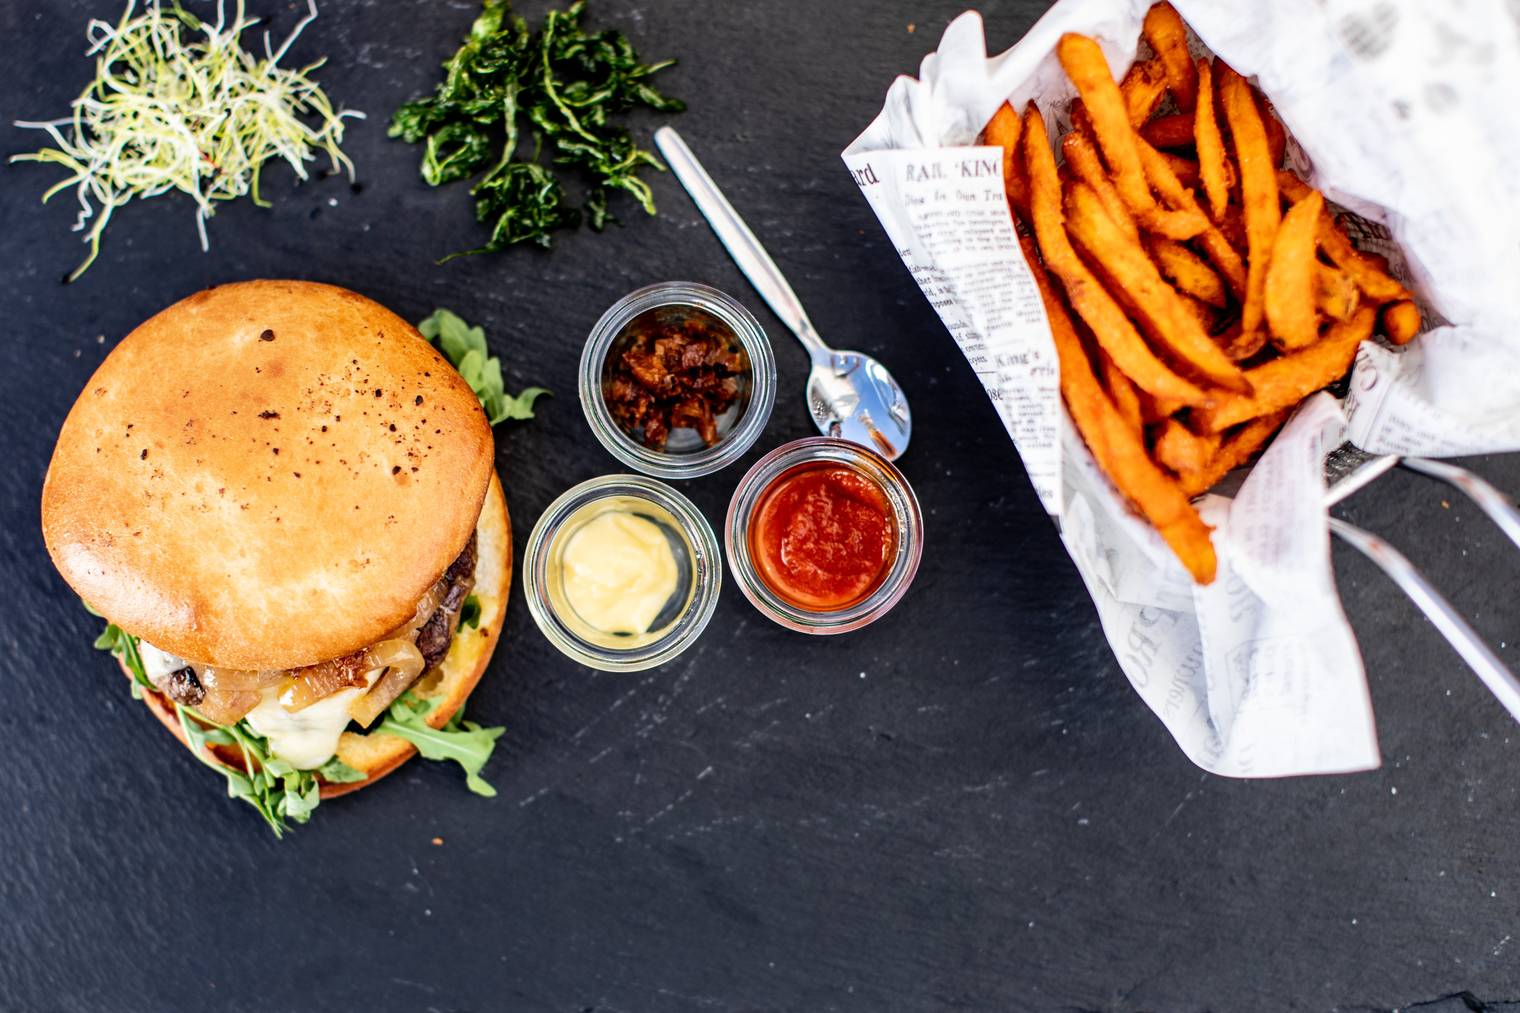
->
[981,3,1420,584]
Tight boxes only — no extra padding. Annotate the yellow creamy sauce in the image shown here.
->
[557,510,679,636]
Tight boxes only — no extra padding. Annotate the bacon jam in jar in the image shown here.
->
[580,283,775,480]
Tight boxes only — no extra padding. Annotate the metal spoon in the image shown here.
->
[654,127,912,460]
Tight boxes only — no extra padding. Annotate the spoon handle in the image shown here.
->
[654,127,830,359]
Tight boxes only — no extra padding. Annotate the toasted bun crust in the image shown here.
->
[136,471,511,799]
[44,280,493,670]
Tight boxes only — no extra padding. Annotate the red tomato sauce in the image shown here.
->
[749,463,897,611]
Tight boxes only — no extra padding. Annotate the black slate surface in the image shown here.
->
[2,2,1518,1011]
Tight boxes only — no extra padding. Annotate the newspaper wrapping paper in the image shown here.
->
[842,0,1520,776]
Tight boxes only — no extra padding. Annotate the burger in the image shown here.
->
[42,280,513,834]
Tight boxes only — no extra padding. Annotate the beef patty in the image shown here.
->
[417,532,477,670]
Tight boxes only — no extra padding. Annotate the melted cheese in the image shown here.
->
[142,639,376,769]
[139,641,187,683]
[243,673,379,770]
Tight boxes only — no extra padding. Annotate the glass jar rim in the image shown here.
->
[579,281,776,480]
[524,474,722,671]
[725,437,923,635]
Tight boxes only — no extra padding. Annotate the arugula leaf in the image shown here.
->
[92,615,151,699]
[459,594,482,630]
[417,308,549,424]
[172,700,321,838]
[389,0,683,254]
[86,587,503,831]
[378,692,504,798]
[418,307,485,361]
[317,756,368,783]
[497,386,550,422]
[91,615,320,836]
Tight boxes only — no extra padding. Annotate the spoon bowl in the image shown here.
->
[805,349,911,460]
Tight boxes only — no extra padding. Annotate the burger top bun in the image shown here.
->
[134,471,512,797]
[43,280,494,671]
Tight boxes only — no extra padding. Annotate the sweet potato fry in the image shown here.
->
[1138,141,1247,298]
[1154,516,1220,579]
[1317,220,1411,304]
[1058,35,1208,238]
[1221,326,1268,362]
[1191,305,1375,433]
[1256,90,1287,167]
[1069,99,1093,139]
[1141,202,1210,240]
[1142,2,1198,111]
[1315,264,1359,321]
[1160,152,1202,189]
[1264,190,1324,349]
[1084,248,1220,360]
[1146,236,1228,307]
[1216,203,1247,253]
[1120,59,1168,127]
[982,102,1022,180]
[1140,390,1187,423]
[1100,351,1145,435]
[1180,293,1217,332]
[1276,169,1412,304]
[1064,181,1249,393]
[1154,417,1221,475]
[1022,106,1207,405]
[1319,222,1411,303]
[1381,299,1421,345]
[1018,231,1216,583]
[1177,411,1289,496]
[1274,168,1313,204]
[1062,131,1139,243]
[1140,113,1196,150]
[1193,58,1231,220]
[980,101,1029,220]
[1057,34,1155,216]
[1219,64,1280,338]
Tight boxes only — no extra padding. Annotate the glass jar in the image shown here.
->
[579,281,776,479]
[524,475,722,671]
[726,437,923,634]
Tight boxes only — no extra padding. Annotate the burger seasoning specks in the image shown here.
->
[603,305,749,450]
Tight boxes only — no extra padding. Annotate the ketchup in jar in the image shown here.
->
[748,462,898,611]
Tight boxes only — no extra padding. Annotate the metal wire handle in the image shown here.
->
[1329,517,1520,721]
[1328,457,1520,721]
[1401,457,1520,550]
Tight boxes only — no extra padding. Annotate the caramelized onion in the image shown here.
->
[278,649,371,713]
[347,638,426,728]
[406,582,448,633]
[192,584,443,722]
[186,665,281,724]
[196,665,286,692]
[364,637,427,675]
[195,686,262,725]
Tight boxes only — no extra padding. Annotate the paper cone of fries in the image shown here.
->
[843,0,1520,776]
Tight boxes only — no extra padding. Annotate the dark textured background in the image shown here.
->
[2,1,1518,1011]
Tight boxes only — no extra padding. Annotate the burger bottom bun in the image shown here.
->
[134,471,511,800]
